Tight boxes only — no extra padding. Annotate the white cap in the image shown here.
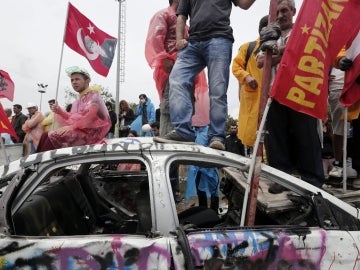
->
[26,102,37,109]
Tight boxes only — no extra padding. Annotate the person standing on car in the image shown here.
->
[257,0,324,193]
[154,0,256,150]
[145,0,181,136]
[36,66,111,152]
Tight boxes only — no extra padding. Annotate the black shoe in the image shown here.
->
[268,183,287,194]
[153,130,195,144]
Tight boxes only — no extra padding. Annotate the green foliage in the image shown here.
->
[129,102,137,112]
[64,85,114,107]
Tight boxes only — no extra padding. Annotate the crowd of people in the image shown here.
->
[148,0,360,195]
[2,0,359,204]
[1,66,161,156]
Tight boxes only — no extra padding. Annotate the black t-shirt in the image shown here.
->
[177,0,237,42]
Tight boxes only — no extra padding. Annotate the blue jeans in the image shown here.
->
[169,37,232,143]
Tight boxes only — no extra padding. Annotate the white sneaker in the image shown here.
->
[329,166,342,178]
[346,158,358,178]
[328,159,358,178]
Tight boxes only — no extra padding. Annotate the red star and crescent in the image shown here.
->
[76,24,100,60]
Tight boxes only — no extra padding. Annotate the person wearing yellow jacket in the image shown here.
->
[232,15,268,148]
[41,99,61,132]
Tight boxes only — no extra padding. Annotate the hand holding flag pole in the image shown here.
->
[241,0,278,227]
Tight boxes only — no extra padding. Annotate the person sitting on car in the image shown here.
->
[36,66,111,152]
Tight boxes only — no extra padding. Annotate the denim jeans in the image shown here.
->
[169,37,232,142]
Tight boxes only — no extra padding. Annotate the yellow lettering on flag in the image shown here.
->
[286,88,315,108]
[0,120,9,130]
[294,75,323,95]
[298,55,324,77]
[305,35,326,58]
[285,0,348,108]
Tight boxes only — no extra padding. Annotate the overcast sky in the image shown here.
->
[0,0,302,117]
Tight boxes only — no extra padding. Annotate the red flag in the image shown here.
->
[64,3,117,77]
[0,70,15,102]
[270,0,360,120]
[340,30,360,107]
[0,103,18,141]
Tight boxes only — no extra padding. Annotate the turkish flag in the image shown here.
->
[0,103,18,141]
[0,70,15,102]
[64,3,117,77]
[270,0,360,120]
[340,30,360,107]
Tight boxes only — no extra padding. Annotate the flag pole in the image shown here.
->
[343,107,348,192]
[114,0,124,138]
[242,0,278,226]
[51,2,70,131]
[240,98,272,226]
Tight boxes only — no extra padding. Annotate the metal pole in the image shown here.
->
[241,98,272,226]
[343,107,348,192]
[115,0,123,138]
[114,0,126,138]
[39,93,43,112]
[37,84,47,112]
[244,0,278,226]
[55,2,70,106]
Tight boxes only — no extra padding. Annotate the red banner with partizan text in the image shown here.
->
[270,0,360,120]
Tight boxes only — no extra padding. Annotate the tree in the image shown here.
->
[129,102,137,113]
[64,84,115,107]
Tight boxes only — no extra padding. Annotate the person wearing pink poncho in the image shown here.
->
[36,66,111,152]
[145,0,208,136]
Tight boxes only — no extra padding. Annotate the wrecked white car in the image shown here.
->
[0,137,359,269]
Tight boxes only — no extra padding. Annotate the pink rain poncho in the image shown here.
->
[145,6,208,101]
[48,89,111,149]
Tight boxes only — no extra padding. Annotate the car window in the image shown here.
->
[168,158,360,230]
[11,159,152,236]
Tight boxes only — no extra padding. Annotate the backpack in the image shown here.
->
[244,41,257,71]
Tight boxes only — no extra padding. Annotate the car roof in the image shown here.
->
[0,137,247,176]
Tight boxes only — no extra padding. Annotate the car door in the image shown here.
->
[185,227,360,269]
[164,153,360,269]
[0,151,185,269]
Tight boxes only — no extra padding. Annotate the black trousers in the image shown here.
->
[264,100,324,187]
